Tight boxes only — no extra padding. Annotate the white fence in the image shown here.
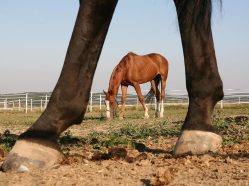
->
[0,89,249,113]
[0,92,50,113]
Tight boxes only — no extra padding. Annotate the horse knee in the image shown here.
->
[138,96,145,103]
[160,93,165,101]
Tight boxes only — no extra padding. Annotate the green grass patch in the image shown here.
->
[0,104,248,152]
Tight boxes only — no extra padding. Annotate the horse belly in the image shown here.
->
[130,66,158,83]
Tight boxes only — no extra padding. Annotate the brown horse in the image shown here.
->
[2,0,224,172]
[104,52,169,119]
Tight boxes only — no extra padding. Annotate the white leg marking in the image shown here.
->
[144,105,149,119]
[156,101,160,117]
[160,100,164,118]
[105,100,110,119]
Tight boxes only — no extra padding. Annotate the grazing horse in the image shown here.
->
[2,0,224,172]
[104,52,169,119]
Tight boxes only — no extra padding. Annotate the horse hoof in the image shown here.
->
[1,139,63,172]
[144,115,150,119]
[173,130,222,155]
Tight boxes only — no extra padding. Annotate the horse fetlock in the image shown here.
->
[159,111,164,118]
[1,139,63,172]
[174,130,222,155]
[155,111,160,118]
[144,114,150,119]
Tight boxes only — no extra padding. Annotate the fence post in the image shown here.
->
[239,97,241,104]
[45,94,48,108]
[4,98,7,109]
[25,93,28,114]
[220,100,223,109]
[30,99,33,112]
[90,92,93,112]
[99,94,102,110]
[18,99,21,111]
[40,99,43,112]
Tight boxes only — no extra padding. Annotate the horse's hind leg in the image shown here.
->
[151,79,161,117]
[133,82,149,119]
[159,76,167,118]
[119,85,128,119]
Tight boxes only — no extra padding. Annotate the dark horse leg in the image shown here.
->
[150,79,160,117]
[2,0,118,171]
[152,75,166,118]
[173,0,224,155]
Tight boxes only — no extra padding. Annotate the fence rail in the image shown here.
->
[0,89,249,113]
[0,92,50,113]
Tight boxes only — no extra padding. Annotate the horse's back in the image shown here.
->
[120,52,168,71]
[117,52,168,83]
[126,52,167,64]
[127,52,168,74]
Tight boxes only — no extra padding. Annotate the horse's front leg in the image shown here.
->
[133,83,149,119]
[2,0,118,172]
[119,85,128,119]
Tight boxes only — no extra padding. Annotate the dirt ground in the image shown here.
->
[1,134,249,185]
[0,110,249,186]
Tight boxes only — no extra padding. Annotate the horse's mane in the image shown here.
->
[175,0,222,32]
[108,66,118,91]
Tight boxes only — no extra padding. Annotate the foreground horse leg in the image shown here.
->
[119,85,128,119]
[173,0,224,155]
[133,83,149,119]
[2,0,117,172]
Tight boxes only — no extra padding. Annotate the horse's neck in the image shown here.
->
[108,68,122,98]
[108,81,119,98]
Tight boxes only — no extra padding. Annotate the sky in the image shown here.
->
[0,0,249,94]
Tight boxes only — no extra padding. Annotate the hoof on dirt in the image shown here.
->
[173,130,222,155]
[1,139,63,172]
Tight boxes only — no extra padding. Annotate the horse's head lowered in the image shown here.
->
[103,90,118,119]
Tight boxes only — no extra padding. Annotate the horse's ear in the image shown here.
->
[103,90,107,96]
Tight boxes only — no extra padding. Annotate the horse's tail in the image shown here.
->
[145,75,161,103]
